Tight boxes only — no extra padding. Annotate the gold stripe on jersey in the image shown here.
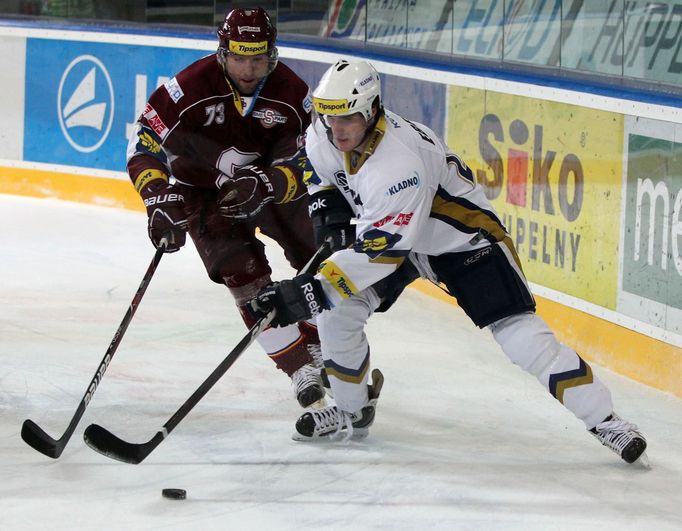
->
[273,165,298,204]
[344,115,387,175]
[431,195,523,270]
[134,169,168,193]
[302,170,315,187]
[499,235,523,271]
[319,260,359,299]
[431,195,506,240]
[324,350,370,384]
[369,255,405,267]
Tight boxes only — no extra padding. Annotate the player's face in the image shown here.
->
[325,113,371,152]
[225,54,270,95]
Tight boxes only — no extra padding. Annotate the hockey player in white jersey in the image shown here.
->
[231,59,647,464]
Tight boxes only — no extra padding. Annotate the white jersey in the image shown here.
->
[305,109,510,308]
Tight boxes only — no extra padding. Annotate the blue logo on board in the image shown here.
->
[57,55,114,153]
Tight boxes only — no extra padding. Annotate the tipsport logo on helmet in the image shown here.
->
[228,40,268,55]
[313,97,350,115]
[57,55,115,153]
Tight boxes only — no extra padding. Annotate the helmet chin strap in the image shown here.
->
[357,114,378,147]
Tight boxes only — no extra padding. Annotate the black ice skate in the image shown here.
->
[293,368,384,442]
[291,363,325,408]
[590,412,648,464]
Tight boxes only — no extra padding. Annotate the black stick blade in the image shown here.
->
[21,419,63,459]
[84,424,159,464]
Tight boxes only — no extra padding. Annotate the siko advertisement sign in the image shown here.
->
[23,39,207,171]
[447,86,624,308]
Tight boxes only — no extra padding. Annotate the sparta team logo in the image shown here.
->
[57,55,114,153]
[252,108,287,128]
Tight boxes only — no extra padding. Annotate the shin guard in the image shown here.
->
[490,313,613,429]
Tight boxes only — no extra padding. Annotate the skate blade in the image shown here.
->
[291,427,369,443]
[308,397,328,410]
[634,451,651,469]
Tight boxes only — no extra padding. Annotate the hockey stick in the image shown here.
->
[21,238,169,458]
[83,240,330,464]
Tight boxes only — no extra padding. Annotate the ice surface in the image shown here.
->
[1,195,681,530]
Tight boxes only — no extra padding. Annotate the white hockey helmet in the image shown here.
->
[312,59,382,122]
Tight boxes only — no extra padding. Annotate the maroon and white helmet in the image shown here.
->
[216,7,278,72]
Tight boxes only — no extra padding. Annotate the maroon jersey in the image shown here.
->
[126,55,312,190]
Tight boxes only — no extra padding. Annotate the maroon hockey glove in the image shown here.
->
[250,274,329,327]
[218,165,275,220]
[142,184,189,252]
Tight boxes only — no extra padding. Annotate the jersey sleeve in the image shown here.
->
[127,76,219,191]
[126,89,178,191]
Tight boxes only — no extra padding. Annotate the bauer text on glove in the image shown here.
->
[217,165,275,220]
[141,181,188,252]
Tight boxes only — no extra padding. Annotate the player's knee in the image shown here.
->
[490,312,561,375]
[228,275,271,304]
[212,254,270,286]
[318,296,374,354]
[229,276,273,328]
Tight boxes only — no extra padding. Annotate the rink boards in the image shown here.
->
[0,22,679,397]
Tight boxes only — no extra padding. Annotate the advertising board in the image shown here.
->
[24,39,206,171]
[447,86,624,308]
[621,116,682,335]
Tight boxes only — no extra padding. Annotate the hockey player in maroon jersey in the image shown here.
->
[126,7,325,407]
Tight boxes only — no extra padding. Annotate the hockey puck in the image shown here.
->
[162,488,186,500]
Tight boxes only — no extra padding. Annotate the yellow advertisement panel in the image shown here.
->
[447,87,623,308]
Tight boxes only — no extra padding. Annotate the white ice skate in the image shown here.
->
[291,363,325,408]
[293,368,383,442]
